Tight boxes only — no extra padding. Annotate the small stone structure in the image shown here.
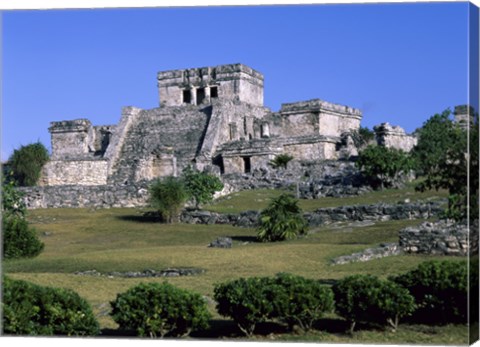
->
[374,122,417,152]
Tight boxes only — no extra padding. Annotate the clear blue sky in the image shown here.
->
[1,2,473,160]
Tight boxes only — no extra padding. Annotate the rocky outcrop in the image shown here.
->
[399,220,478,256]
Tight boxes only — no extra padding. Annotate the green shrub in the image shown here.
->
[271,273,334,332]
[332,274,415,333]
[269,154,294,169]
[391,260,469,324]
[9,141,49,186]
[182,166,224,208]
[110,282,211,338]
[257,193,307,242]
[214,277,276,336]
[2,277,99,336]
[3,215,44,259]
[149,176,189,223]
[356,145,413,190]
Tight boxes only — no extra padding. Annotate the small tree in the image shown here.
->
[149,176,188,223]
[257,194,307,242]
[269,154,294,170]
[356,145,413,190]
[182,166,224,208]
[413,109,478,221]
[9,142,49,186]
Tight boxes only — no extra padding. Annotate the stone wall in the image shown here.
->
[19,183,150,209]
[399,220,479,256]
[41,159,108,186]
[180,201,444,227]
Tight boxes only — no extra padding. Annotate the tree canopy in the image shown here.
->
[8,142,49,186]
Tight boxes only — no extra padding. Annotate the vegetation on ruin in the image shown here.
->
[8,141,49,186]
[269,153,294,169]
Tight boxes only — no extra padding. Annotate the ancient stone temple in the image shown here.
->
[40,63,363,186]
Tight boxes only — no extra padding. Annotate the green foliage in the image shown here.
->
[356,145,413,190]
[214,274,334,336]
[257,193,307,242]
[2,276,100,336]
[413,109,478,221]
[358,126,375,144]
[182,166,224,208]
[2,177,27,218]
[149,176,189,223]
[110,282,211,338]
[3,216,44,259]
[270,273,334,332]
[391,260,469,324]
[214,276,276,336]
[332,274,416,332]
[8,141,49,186]
[2,178,44,259]
[269,154,294,169]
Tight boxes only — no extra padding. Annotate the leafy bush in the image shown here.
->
[214,274,334,335]
[270,273,334,332]
[110,282,211,338]
[3,216,44,259]
[257,193,307,242]
[8,141,49,186]
[214,277,276,336]
[391,260,469,324]
[182,166,224,208]
[149,176,189,223]
[332,274,415,333]
[356,145,413,190]
[269,154,294,169]
[2,277,100,336]
[2,178,44,259]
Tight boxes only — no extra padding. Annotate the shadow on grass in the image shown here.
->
[100,318,392,340]
[231,236,259,243]
[116,211,163,224]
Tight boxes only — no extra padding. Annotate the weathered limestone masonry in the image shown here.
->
[180,200,444,227]
[399,220,479,256]
[39,63,364,189]
[374,122,417,152]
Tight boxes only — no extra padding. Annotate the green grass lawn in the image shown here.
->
[2,186,469,344]
[206,183,448,214]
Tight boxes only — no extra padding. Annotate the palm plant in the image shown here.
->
[257,194,307,242]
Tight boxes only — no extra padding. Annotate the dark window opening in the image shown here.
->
[183,90,191,104]
[210,86,218,98]
[196,88,205,105]
[243,157,251,174]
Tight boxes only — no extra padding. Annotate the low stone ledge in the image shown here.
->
[74,268,205,278]
[181,201,444,228]
[331,243,401,265]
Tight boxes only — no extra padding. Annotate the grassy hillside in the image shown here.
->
[2,186,468,343]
